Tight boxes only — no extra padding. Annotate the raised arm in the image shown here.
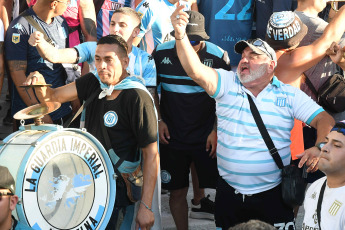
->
[29,31,79,63]
[276,5,345,81]
[79,0,97,42]
[172,6,218,96]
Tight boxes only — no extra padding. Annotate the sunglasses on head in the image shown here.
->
[249,39,273,60]
[0,191,14,201]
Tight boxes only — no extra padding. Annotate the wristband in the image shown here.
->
[175,33,185,40]
[140,200,153,213]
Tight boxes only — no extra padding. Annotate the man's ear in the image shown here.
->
[51,0,58,9]
[10,195,19,211]
[132,27,140,38]
[121,56,129,70]
[268,60,276,73]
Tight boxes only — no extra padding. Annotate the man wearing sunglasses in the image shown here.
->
[171,5,335,229]
[0,166,34,230]
[4,0,72,130]
[152,10,230,230]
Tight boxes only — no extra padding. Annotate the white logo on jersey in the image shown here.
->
[12,23,22,30]
[161,57,172,65]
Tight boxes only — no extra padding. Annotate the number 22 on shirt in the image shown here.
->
[215,0,253,21]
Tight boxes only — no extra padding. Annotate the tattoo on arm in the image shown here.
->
[8,60,27,72]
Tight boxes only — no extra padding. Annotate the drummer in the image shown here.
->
[0,166,34,230]
[23,35,159,230]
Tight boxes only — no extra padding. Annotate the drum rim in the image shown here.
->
[1,128,116,229]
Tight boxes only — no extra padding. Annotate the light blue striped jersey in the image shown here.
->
[96,0,132,40]
[136,0,176,54]
[75,42,156,87]
[212,69,323,194]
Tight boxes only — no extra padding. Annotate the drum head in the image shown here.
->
[1,128,116,229]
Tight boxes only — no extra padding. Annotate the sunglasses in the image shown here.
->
[249,39,274,60]
[0,191,14,201]
[190,41,200,46]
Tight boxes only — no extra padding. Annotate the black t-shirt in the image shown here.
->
[76,73,157,162]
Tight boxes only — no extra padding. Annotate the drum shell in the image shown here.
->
[0,126,116,230]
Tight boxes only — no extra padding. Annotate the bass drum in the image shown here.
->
[0,124,116,230]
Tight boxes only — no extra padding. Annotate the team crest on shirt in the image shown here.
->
[12,33,20,44]
[104,111,118,127]
[276,97,286,107]
[203,59,213,67]
[329,200,342,216]
[161,170,171,183]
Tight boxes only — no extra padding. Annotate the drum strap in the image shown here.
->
[64,89,100,128]
[99,97,132,172]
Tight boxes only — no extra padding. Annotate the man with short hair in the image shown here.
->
[302,121,345,229]
[153,10,230,230]
[170,6,335,229]
[4,0,72,129]
[29,7,156,95]
[24,35,159,230]
[0,166,34,230]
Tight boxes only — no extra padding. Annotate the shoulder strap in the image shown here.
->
[64,89,101,128]
[317,179,327,230]
[246,93,284,169]
[304,74,319,97]
[99,98,130,171]
[21,11,54,46]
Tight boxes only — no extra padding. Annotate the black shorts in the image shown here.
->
[215,177,295,229]
[160,144,218,190]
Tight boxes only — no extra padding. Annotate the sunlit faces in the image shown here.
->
[94,44,129,86]
[109,13,140,42]
[237,47,270,84]
[318,131,345,176]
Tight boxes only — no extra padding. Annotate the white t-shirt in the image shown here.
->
[303,177,345,230]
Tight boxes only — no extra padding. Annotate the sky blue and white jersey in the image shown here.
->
[96,0,132,40]
[212,69,323,194]
[75,42,156,87]
[136,0,176,54]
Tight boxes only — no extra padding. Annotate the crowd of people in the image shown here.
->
[0,0,345,230]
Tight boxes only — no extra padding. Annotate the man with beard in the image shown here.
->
[302,121,345,229]
[170,5,335,229]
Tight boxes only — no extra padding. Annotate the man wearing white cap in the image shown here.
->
[170,5,335,229]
